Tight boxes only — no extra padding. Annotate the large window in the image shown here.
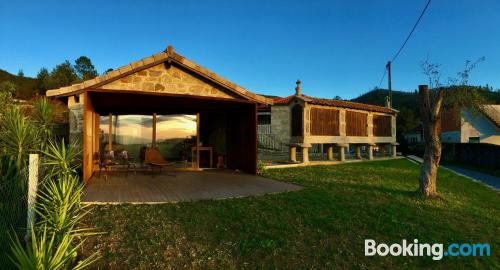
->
[156,114,197,162]
[99,114,197,164]
[100,115,153,162]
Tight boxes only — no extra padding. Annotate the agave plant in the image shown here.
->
[0,106,39,169]
[35,174,91,242]
[31,97,60,151]
[42,139,81,180]
[0,91,14,116]
[0,155,25,267]
[9,225,99,270]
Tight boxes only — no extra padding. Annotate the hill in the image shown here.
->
[0,69,38,99]
[352,87,500,113]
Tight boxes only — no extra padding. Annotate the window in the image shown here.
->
[99,115,153,162]
[99,114,197,163]
[156,114,197,161]
[291,104,303,137]
[468,137,480,143]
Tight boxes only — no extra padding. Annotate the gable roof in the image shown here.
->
[46,45,272,105]
[481,105,500,128]
[273,94,397,114]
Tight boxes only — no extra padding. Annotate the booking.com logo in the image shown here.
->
[365,239,490,261]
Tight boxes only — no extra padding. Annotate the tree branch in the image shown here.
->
[431,89,444,121]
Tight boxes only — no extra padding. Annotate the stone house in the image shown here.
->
[46,45,272,182]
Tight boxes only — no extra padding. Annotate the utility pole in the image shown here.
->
[386,61,392,108]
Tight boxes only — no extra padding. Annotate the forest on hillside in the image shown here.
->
[0,56,104,99]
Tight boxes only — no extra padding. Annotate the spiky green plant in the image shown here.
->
[42,139,81,180]
[0,106,39,169]
[35,174,91,242]
[31,97,59,151]
[9,225,98,270]
[0,155,25,268]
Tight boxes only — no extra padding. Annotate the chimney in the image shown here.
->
[295,80,302,96]
[385,96,391,108]
[165,45,174,55]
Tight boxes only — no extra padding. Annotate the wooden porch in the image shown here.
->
[81,170,301,204]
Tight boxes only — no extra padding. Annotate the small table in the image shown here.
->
[191,146,213,168]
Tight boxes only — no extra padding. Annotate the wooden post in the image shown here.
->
[387,61,392,108]
[108,113,112,151]
[152,113,157,147]
[26,154,39,239]
[196,113,200,169]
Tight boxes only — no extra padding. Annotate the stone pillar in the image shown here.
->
[327,145,334,161]
[391,142,399,158]
[302,146,309,163]
[367,144,374,160]
[337,143,347,162]
[290,146,297,162]
[355,145,361,159]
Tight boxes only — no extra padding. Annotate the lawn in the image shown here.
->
[80,159,499,269]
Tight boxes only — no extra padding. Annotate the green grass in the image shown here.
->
[80,159,499,269]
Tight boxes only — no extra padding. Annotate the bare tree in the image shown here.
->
[418,58,485,197]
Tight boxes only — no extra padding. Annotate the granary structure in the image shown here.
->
[261,81,398,162]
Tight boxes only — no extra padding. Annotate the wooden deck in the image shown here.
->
[82,170,301,204]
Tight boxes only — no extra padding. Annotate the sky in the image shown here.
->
[1,0,499,99]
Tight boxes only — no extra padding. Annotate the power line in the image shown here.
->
[377,68,387,89]
[391,0,432,63]
[375,0,431,93]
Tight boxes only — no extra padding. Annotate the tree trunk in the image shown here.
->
[418,85,444,197]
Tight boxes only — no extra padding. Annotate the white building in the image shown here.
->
[441,105,500,145]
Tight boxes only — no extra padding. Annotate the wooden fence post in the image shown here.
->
[26,154,39,239]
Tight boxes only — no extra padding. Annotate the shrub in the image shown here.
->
[9,226,98,270]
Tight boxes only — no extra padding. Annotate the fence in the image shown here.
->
[258,124,271,134]
[258,133,287,151]
[0,154,38,269]
[442,143,500,169]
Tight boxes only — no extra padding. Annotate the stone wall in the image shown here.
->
[68,95,84,159]
[100,64,239,99]
[271,105,291,144]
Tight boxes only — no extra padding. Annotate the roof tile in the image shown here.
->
[273,95,395,114]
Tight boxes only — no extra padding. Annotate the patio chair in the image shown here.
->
[93,151,109,179]
[144,147,176,176]
[111,150,136,176]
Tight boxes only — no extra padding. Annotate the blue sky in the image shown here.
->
[1,0,499,99]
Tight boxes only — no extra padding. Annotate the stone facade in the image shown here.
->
[68,94,84,159]
[268,96,398,163]
[270,105,292,144]
[100,64,239,99]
